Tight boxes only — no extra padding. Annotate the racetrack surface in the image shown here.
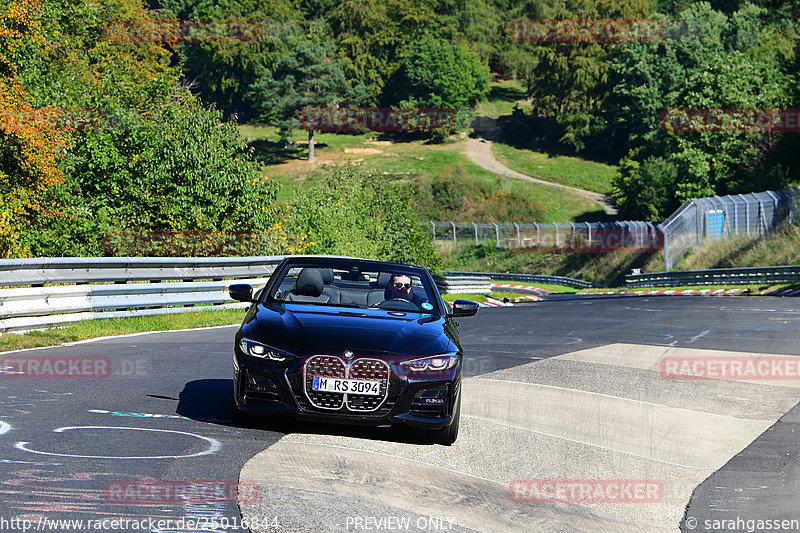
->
[1,296,799,532]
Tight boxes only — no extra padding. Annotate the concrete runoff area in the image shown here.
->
[240,343,800,532]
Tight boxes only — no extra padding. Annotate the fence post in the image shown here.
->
[492,223,499,247]
[742,195,750,235]
[555,223,560,247]
[472,222,478,245]
[431,221,436,243]
[662,227,670,270]
[451,221,456,245]
[534,222,540,245]
[586,222,592,246]
[514,222,520,248]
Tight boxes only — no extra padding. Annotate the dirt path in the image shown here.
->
[464,132,618,216]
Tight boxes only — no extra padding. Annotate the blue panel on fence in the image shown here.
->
[706,210,724,237]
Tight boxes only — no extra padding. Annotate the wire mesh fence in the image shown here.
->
[423,221,663,253]
[660,188,800,269]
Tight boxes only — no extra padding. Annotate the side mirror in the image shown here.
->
[229,283,254,303]
[449,299,480,317]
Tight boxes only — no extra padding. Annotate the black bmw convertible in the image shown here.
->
[228,255,479,445]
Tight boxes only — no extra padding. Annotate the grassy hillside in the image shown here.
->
[240,124,606,223]
[440,244,657,287]
[491,143,616,195]
[672,226,800,271]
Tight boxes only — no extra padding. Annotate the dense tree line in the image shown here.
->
[2,0,798,260]
[158,0,798,221]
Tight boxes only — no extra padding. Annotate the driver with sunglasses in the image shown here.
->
[385,273,425,306]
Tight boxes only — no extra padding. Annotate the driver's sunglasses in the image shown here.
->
[393,282,412,289]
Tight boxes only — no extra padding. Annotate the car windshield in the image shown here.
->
[266,263,440,313]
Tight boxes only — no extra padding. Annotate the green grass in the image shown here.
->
[246,128,606,222]
[475,79,531,118]
[492,282,581,294]
[491,143,617,195]
[441,244,657,288]
[441,291,532,303]
[674,226,800,271]
[0,308,245,353]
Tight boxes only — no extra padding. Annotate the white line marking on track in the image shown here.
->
[14,426,222,459]
[0,420,11,436]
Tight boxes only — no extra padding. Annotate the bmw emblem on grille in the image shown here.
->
[343,350,354,359]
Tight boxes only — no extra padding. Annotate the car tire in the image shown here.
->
[230,399,249,428]
[431,393,460,446]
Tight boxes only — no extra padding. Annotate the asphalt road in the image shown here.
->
[0,295,798,533]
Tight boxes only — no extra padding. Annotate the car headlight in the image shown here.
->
[400,353,458,372]
[238,338,293,361]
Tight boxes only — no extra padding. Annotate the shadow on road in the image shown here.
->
[176,378,436,445]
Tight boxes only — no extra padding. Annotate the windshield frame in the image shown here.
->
[260,257,446,316]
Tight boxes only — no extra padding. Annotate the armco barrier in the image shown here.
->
[0,256,287,333]
[432,274,492,295]
[447,271,604,289]
[626,265,800,288]
[0,257,492,333]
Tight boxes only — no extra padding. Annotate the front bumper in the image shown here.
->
[234,353,460,430]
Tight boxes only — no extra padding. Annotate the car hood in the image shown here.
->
[244,304,453,357]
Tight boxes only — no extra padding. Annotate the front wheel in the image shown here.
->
[430,394,460,445]
[230,398,249,427]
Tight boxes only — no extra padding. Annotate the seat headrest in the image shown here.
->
[295,268,324,297]
[377,272,393,286]
[318,268,334,285]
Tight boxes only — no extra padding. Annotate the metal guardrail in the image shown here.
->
[0,257,287,333]
[0,257,495,333]
[626,265,800,288]
[432,274,492,295]
[447,271,605,289]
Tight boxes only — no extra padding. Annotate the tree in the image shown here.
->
[287,166,441,270]
[385,35,491,110]
[158,0,302,120]
[251,39,361,161]
[609,3,797,219]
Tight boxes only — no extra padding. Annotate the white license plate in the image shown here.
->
[311,377,381,395]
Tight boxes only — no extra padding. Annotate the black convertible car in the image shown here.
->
[228,256,479,445]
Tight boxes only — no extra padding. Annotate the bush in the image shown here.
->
[286,166,441,270]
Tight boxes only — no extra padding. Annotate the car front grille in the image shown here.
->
[303,355,389,412]
[347,359,389,411]
[304,355,346,410]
